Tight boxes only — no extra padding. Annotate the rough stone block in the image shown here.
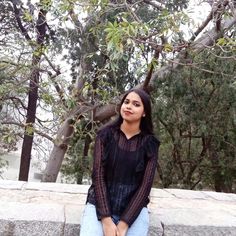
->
[14,221,64,236]
[64,224,80,236]
[156,208,236,227]
[164,225,236,236]
[0,220,14,235]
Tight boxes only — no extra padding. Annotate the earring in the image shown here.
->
[143,114,145,117]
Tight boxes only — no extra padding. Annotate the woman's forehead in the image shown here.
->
[125,92,142,101]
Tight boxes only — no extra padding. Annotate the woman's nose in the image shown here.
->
[126,104,131,109]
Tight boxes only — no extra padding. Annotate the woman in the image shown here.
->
[80,88,160,236]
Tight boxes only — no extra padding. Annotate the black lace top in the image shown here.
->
[86,126,160,226]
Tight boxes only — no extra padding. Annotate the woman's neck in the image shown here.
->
[120,121,141,138]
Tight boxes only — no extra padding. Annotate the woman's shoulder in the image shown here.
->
[96,125,114,141]
[144,133,160,146]
[142,134,160,157]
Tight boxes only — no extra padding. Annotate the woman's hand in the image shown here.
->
[101,217,119,236]
[117,220,128,236]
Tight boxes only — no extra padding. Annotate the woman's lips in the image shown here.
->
[123,111,133,115]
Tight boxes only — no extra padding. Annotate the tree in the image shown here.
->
[42,0,236,186]
[8,0,53,181]
[153,47,236,191]
[1,0,61,180]
[41,0,188,181]
[1,0,235,191]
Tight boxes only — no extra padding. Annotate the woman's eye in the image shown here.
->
[124,100,129,104]
[133,103,140,107]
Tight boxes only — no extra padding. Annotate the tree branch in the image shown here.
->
[11,2,31,41]
[1,96,27,110]
[1,121,54,142]
[149,8,236,87]
[143,0,164,11]
[190,10,213,42]
[93,9,236,123]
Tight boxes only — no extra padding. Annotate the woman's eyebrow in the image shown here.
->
[124,98,141,103]
[132,100,141,103]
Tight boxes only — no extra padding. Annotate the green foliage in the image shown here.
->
[23,10,33,22]
[25,124,34,136]
[41,93,55,105]
[153,47,236,192]
[164,0,189,11]
[61,120,96,184]
[104,20,140,59]
[0,69,25,155]
[40,0,52,11]
[0,124,19,154]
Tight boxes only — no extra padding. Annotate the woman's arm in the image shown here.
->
[117,220,128,236]
[93,135,111,218]
[102,217,119,236]
[93,133,120,236]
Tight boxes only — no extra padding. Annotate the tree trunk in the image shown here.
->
[208,141,223,192]
[18,7,47,181]
[209,141,233,193]
[42,117,75,182]
[78,133,92,184]
[42,105,92,182]
[18,67,39,181]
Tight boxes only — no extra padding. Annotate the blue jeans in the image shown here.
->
[80,203,149,236]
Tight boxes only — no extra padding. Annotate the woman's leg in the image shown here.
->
[126,207,149,236]
[80,203,104,236]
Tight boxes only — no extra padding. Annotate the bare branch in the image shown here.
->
[191,0,229,41]
[149,8,236,87]
[0,60,28,68]
[42,53,61,76]
[143,0,164,11]
[11,2,31,41]
[1,121,54,142]
[93,8,236,122]
[165,58,234,77]
[143,45,162,90]
[190,11,213,42]
[125,0,142,23]
[2,96,27,110]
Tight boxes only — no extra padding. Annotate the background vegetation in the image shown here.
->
[0,0,235,192]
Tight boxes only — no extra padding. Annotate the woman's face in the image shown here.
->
[120,92,145,123]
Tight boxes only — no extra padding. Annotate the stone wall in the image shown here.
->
[0,180,236,235]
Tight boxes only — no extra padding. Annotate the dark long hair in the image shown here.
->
[110,88,154,135]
